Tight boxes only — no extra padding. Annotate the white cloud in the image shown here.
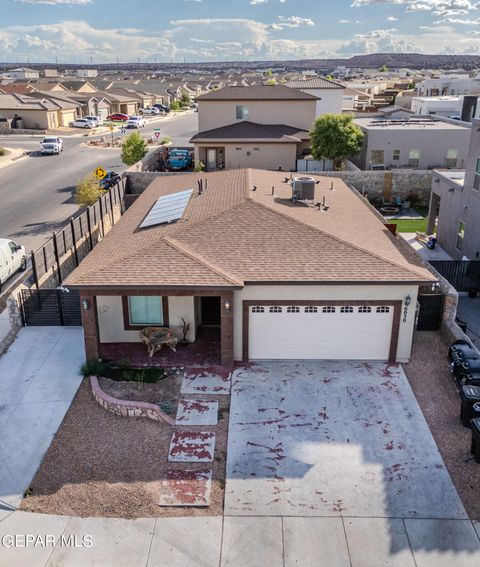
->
[387,15,399,19]
[268,16,314,30]
[351,0,480,17]
[16,0,92,4]
[250,0,268,4]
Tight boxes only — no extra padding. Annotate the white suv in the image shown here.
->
[138,107,159,115]
[69,118,96,129]
[40,136,63,155]
[126,116,146,128]
[84,115,103,126]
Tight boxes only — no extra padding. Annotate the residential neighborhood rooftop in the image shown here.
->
[284,77,346,89]
[190,121,309,143]
[65,169,435,289]
[197,85,319,101]
[354,116,470,130]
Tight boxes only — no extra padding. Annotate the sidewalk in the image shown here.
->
[0,147,28,171]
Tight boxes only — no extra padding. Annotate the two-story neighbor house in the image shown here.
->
[190,85,318,172]
[426,119,480,260]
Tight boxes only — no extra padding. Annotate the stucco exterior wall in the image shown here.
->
[297,88,344,116]
[232,284,419,363]
[195,142,298,172]
[0,108,54,129]
[198,99,316,132]
[354,125,470,170]
[96,295,196,343]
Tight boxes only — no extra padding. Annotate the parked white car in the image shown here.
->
[127,116,146,128]
[138,107,159,115]
[40,136,63,155]
[0,239,26,291]
[69,118,96,129]
[84,115,103,126]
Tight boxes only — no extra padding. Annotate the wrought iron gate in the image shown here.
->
[417,293,444,331]
[20,289,82,326]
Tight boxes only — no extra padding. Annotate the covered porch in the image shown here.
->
[80,289,234,369]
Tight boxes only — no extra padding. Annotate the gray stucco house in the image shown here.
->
[427,118,480,260]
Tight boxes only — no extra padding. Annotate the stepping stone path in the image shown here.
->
[158,469,212,507]
[176,399,218,426]
[159,367,231,507]
[181,366,231,395]
[168,431,216,463]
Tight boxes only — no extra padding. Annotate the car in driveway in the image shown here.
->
[168,149,193,170]
[0,238,26,291]
[84,115,103,126]
[106,113,129,122]
[153,103,170,113]
[69,118,96,129]
[138,107,159,116]
[40,136,63,155]
[126,116,146,128]
[99,171,121,189]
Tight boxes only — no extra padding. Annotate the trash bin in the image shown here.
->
[471,418,480,463]
[460,385,480,427]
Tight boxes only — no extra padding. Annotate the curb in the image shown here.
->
[90,375,175,425]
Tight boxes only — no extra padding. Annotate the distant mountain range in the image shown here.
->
[2,53,480,72]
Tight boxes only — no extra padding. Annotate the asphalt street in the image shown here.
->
[0,111,198,253]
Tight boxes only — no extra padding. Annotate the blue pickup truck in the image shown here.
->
[168,149,193,171]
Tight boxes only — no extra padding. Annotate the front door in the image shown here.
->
[201,297,221,326]
[206,148,217,171]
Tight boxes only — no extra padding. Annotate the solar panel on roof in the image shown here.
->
[139,189,193,228]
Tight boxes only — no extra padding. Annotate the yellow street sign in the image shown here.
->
[94,166,107,179]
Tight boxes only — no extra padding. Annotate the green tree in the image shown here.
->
[75,173,106,207]
[309,114,364,171]
[379,64,388,72]
[170,100,181,111]
[180,93,191,107]
[265,68,273,77]
[121,131,148,166]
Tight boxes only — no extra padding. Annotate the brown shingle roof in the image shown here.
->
[65,169,435,290]
[190,121,309,143]
[197,85,318,101]
[285,78,346,90]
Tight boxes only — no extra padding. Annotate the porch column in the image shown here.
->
[220,291,234,368]
[427,192,440,235]
[80,293,99,361]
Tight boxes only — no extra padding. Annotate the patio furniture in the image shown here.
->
[393,196,403,207]
[139,326,178,358]
[403,200,411,212]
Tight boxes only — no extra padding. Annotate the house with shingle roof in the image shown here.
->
[284,77,345,116]
[65,168,436,369]
[191,85,318,172]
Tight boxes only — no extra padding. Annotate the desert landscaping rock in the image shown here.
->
[168,431,216,463]
[158,469,212,507]
[181,366,231,395]
[176,399,219,425]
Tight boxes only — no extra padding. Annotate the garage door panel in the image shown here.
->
[248,307,393,360]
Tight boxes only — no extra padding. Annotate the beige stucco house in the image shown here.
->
[191,85,318,171]
[65,169,436,369]
[0,94,64,129]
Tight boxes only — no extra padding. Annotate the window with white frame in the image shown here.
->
[408,149,420,168]
[235,105,250,120]
[358,306,372,313]
[128,296,163,326]
[269,306,282,313]
[445,149,458,168]
[474,158,480,191]
[251,306,264,313]
[323,306,336,313]
[287,306,300,313]
[393,149,400,161]
[340,306,354,313]
[376,306,390,313]
[304,306,317,313]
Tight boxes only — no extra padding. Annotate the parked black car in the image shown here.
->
[153,103,171,113]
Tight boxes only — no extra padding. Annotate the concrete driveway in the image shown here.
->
[0,327,84,508]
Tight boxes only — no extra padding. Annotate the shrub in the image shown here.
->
[121,131,148,166]
[80,359,109,377]
[193,160,205,172]
[170,100,181,111]
[0,147,7,156]
[160,136,172,146]
[76,173,106,207]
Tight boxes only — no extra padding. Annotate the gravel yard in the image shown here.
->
[403,331,480,520]
[20,372,229,519]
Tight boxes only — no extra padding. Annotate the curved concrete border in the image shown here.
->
[90,375,175,425]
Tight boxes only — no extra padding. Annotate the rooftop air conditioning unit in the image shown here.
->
[292,176,316,201]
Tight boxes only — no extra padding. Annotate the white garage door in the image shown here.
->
[248,304,394,361]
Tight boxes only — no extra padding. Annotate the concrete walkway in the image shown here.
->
[401,233,452,261]
[0,327,84,508]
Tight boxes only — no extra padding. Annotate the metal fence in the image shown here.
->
[30,176,126,288]
[20,288,82,326]
[429,260,480,292]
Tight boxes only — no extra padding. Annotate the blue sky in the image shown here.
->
[1,0,479,63]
